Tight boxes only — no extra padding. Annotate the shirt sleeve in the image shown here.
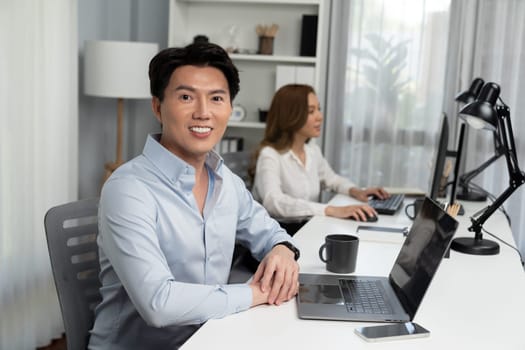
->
[99,177,252,328]
[253,146,327,218]
[227,167,299,262]
[313,144,357,195]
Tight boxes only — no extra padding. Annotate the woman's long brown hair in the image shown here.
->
[248,84,315,181]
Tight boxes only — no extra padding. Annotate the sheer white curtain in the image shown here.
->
[324,0,451,191]
[0,1,78,348]
[443,0,525,257]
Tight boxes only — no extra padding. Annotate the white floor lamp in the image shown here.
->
[84,40,159,183]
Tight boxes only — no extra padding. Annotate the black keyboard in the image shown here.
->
[339,279,392,314]
[369,193,405,215]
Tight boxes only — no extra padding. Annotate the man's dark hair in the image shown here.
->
[148,42,240,103]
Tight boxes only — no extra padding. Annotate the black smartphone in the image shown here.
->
[354,322,430,342]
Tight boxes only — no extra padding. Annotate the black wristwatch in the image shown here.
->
[274,241,300,261]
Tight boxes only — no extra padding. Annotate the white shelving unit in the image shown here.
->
[228,121,266,129]
[168,0,329,151]
[230,53,316,64]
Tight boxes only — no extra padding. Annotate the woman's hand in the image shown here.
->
[325,204,377,221]
[349,187,390,202]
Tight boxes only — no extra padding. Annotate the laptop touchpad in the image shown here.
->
[299,284,345,305]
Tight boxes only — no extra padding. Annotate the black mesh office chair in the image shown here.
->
[44,198,101,350]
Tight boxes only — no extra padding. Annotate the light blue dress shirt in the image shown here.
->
[88,134,295,350]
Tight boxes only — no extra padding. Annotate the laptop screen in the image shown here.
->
[389,197,458,319]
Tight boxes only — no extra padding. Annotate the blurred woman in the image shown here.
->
[251,84,389,224]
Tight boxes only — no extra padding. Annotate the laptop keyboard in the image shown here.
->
[339,279,392,314]
[369,194,405,215]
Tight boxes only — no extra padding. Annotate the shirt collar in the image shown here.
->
[142,133,224,183]
[285,148,303,165]
[206,148,223,173]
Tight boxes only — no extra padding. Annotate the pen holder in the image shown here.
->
[438,174,448,197]
[258,36,274,55]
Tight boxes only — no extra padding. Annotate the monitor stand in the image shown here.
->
[456,186,487,202]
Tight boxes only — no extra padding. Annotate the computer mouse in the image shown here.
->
[365,213,378,222]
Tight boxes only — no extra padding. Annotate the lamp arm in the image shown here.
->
[459,126,505,187]
[497,105,522,177]
[468,105,525,237]
[469,183,520,237]
[459,150,504,187]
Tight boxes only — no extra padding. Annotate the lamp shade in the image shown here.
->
[455,77,484,104]
[459,82,500,131]
[84,40,159,99]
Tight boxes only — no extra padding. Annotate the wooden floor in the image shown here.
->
[36,335,66,350]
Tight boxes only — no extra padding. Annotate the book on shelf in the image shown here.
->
[214,136,244,154]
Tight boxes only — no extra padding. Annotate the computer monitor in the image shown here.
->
[449,123,465,205]
[429,113,449,200]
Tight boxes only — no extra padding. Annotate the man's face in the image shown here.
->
[152,65,232,164]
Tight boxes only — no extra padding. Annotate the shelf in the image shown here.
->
[228,121,266,129]
[181,0,320,4]
[169,0,327,153]
[230,53,316,64]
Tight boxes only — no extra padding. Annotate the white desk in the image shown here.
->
[182,195,525,349]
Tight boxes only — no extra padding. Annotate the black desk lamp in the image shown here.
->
[450,82,525,255]
[456,130,504,201]
[454,77,502,201]
[455,77,484,104]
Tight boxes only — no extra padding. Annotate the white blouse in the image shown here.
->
[252,142,356,219]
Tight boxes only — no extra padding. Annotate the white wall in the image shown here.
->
[78,0,169,198]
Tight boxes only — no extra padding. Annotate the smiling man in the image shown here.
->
[88,43,300,350]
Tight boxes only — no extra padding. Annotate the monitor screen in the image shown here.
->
[429,114,449,200]
[449,123,465,204]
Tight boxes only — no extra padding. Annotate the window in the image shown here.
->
[326,0,451,190]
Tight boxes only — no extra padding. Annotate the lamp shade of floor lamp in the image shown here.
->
[84,40,159,183]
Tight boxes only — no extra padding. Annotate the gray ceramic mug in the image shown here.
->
[405,198,425,220]
[319,234,359,273]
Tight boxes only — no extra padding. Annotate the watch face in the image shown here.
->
[230,105,246,121]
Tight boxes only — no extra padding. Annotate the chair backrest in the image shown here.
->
[44,198,101,350]
[221,151,253,189]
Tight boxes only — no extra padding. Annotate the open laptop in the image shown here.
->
[297,196,458,322]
